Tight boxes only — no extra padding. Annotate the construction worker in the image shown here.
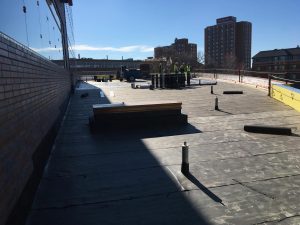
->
[166,57,172,74]
[186,64,191,86]
[173,62,179,74]
[158,63,165,88]
[180,63,185,74]
[159,63,162,74]
[172,62,179,88]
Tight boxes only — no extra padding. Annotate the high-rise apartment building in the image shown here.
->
[205,16,252,69]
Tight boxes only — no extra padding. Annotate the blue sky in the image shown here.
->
[72,0,300,60]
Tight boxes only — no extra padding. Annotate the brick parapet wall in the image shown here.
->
[0,34,71,225]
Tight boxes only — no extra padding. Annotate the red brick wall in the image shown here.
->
[0,34,71,225]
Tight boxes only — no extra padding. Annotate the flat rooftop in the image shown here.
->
[26,80,300,225]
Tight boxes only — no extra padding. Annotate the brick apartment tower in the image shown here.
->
[205,16,252,69]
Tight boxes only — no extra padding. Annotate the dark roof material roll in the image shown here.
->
[223,91,243,94]
[244,125,292,135]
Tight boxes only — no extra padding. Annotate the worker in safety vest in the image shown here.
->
[173,62,179,74]
[180,63,185,74]
[186,64,191,86]
[158,63,164,88]
[159,63,162,74]
[178,63,185,87]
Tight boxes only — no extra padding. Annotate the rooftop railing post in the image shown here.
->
[151,74,155,88]
[241,70,244,83]
[181,142,189,175]
[215,96,219,110]
[268,74,271,97]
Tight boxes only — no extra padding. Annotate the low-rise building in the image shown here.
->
[252,47,300,79]
[154,38,197,65]
[53,58,143,74]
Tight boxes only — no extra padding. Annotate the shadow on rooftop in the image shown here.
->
[95,123,202,139]
[25,81,212,225]
[216,108,233,115]
[185,172,224,206]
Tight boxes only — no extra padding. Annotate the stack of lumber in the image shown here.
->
[90,101,188,131]
[93,101,181,114]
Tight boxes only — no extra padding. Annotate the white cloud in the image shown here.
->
[73,44,154,53]
[31,44,154,54]
[31,47,62,52]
